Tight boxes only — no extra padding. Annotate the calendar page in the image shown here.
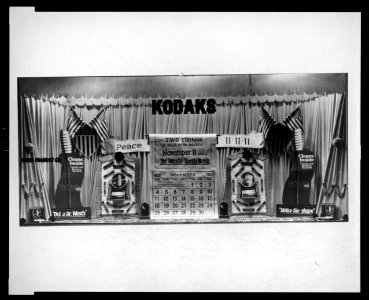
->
[150,134,217,219]
[152,170,216,218]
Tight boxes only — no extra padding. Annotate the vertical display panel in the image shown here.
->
[149,134,217,219]
[99,154,139,216]
[224,151,272,215]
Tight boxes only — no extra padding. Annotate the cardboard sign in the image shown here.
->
[52,207,91,220]
[276,204,316,217]
[150,134,217,219]
[100,155,139,216]
[225,152,269,215]
[150,134,217,170]
[115,139,150,153]
[217,133,264,149]
[54,153,85,209]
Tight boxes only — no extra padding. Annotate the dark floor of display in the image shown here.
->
[23,215,345,225]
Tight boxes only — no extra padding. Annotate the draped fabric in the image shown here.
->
[19,93,346,219]
[18,74,347,98]
[19,96,66,220]
[315,93,348,219]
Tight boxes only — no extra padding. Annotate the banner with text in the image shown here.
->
[217,133,264,149]
[150,134,217,170]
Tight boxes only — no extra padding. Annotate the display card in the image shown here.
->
[149,134,217,219]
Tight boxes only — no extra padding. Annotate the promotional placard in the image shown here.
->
[150,134,217,170]
[54,152,85,209]
[149,134,217,219]
[217,133,264,149]
[51,207,91,220]
[99,154,140,216]
[276,204,316,217]
[115,139,150,153]
[224,151,271,215]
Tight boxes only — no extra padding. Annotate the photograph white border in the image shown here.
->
[9,10,361,293]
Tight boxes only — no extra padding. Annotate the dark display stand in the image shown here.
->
[54,152,85,208]
[282,149,315,205]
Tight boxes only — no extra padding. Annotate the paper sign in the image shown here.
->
[150,134,217,170]
[149,134,217,219]
[115,139,150,153]
[276,204,316,217]
[52,207,91,220]
[217,133,264,148]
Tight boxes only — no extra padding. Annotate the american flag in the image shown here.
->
[74,134,100,158]
[67,108,84,138]
[283,106,304,133]
[89,108,109,142]
[257,107,276,138]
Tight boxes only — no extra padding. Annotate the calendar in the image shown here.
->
[151,171,216,218]
[149,134,218,219]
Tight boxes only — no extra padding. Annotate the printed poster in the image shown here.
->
[149,134,217,219]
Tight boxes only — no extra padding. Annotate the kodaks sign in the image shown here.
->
[152,99,216,115]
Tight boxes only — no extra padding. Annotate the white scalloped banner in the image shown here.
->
[22,92,327,107]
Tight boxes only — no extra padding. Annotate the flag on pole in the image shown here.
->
[283,106,304,133]
[89,108,110,141]
[67,108,84,138]
[257,107,276,138]
[74,134,100,158]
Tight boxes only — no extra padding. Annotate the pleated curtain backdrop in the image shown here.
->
[19,93,347,219]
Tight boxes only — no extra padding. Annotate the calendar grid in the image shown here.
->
[151,171,217,218]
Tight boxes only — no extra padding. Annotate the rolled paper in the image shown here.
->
[101,201,109,213]
[253,159,263,169]
[234,167,245,178]
[256,201,266,212]
[103,170,114,179]
[103,161,114,170]
[121,168,133,179]
[231,159,242,169]
[106,201,116,208]
[232,200,241,212]
[261,179,264,192]
[236,199,249,206]
[251,166,261,177]
[126,201,136,213]
[123,161,135,170]
[121,202,131,208]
